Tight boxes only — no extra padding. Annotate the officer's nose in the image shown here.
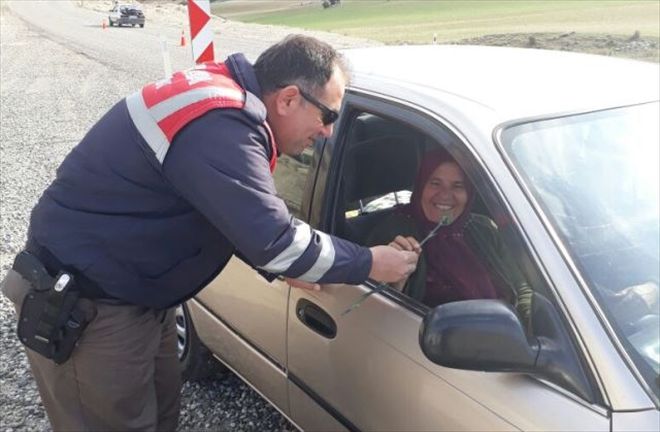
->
[320,123,334,138]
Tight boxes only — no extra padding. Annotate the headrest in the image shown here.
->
[343,134,421,204]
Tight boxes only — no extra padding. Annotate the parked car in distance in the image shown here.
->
[177,46,660,431]
[108,3,145,28]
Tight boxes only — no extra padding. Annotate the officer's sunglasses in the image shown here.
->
[298,87,339,126]
[277,84,340,126]
[298,89,340,126]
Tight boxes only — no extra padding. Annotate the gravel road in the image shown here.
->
[0,2,376,430]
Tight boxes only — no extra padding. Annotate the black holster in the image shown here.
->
[13,251,96,364]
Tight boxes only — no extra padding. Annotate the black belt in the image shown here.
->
[24,238,118,301]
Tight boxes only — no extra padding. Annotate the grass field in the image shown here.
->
[211,0,660,45]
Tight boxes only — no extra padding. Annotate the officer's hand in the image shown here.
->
[284,277,321,291]
[368,245,419,284]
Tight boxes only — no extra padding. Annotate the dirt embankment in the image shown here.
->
[458,32,659,63]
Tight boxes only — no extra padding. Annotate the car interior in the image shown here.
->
[335,114,424,245]
[334,112,489,248]
[329,111,538,321]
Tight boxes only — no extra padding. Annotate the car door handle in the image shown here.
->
[296,299,336,339]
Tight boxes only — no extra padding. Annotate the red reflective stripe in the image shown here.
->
[142,71,186,108]
[199,62,225,74]
[158,98,244,142]
[130,61,281,166]
[141,64,241,109]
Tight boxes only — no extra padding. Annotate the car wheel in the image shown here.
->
[175,302,223,381]
[140,24,144,28]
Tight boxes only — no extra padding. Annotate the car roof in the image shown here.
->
[343,45,659,121]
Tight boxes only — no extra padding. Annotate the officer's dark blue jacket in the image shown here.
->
[28,54,371,308]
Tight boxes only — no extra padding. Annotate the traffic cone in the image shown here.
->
[180,30,186,47]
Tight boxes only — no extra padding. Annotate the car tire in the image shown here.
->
[140,24,144,28]
[175,302,223,382]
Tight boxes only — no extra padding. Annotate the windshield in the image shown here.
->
[501,102,660,400]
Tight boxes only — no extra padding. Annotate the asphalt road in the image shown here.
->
[0,1,371,430]
[8,0,274,73]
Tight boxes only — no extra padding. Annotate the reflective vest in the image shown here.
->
[125,62,278,172]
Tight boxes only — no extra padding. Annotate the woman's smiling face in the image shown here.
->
[420,161,469,223]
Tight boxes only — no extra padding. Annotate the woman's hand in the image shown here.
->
[386,235,421,291]
[390,278,408,292]
[389,235,422,255]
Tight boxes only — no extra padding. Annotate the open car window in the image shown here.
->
[332,110,552,326]
[334,112,424,245]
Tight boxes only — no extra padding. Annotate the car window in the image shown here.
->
[272,149,313,219]
[334,112,530,317]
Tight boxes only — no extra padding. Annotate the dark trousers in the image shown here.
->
[2,269,182,431]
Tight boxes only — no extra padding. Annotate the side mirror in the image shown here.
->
[420,296,597,403]
[420,300,538,372]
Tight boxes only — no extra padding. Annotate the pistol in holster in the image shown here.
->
[12,251,96,364]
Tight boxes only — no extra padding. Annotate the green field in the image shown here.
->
[211,0,660,45]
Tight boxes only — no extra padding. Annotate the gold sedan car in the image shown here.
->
[177,46,659,431]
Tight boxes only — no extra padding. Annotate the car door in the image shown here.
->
[194,149,317,413]
[286,96,611,431]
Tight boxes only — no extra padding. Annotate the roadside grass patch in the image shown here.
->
[211,0,659,45]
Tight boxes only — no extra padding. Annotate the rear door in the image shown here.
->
[286,95,611,431]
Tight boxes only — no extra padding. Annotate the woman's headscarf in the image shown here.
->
[404,149,499,306]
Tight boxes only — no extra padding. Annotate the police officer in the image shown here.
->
[1,35,418,430]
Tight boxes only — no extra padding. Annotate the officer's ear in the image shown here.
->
[273,85,301,116]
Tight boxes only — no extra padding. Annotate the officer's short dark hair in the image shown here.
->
[254,34,350,97]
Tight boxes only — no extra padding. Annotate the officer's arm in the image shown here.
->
[162,109,372,285]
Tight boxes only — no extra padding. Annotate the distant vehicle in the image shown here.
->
[177,46,659,431]
[108,4,145,28]
[322,0,341,9]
